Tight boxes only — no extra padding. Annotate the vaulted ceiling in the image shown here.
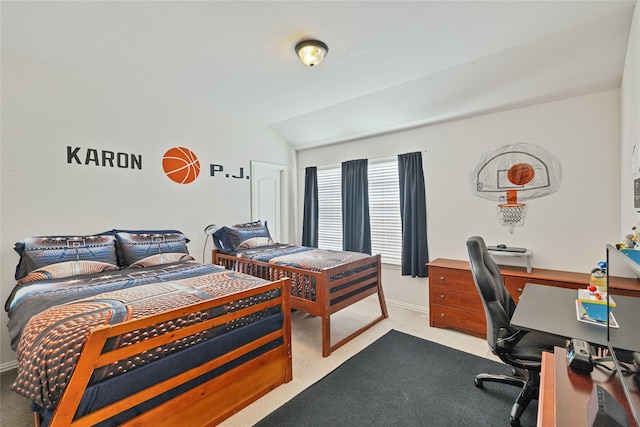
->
[2,1,636,150]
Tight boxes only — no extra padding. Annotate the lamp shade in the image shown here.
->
[295,40,328,67]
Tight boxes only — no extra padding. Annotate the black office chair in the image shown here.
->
[466,236,566,427]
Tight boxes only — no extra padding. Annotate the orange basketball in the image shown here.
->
[162,147,201,184]
[507,163,535,186]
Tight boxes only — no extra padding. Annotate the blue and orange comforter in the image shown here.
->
[233,243,369,271]
[5,261,278,411]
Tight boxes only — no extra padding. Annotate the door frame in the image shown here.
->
[250,161,288,243]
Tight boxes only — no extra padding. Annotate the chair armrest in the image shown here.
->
[496,327,528,351]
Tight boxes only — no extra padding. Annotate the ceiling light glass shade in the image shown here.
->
[295,40,328,67]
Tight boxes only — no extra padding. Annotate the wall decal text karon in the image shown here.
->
[67,146,142,169]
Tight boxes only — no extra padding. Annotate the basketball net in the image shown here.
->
[497,190,527,233]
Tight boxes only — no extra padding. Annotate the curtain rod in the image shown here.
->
[299,150,429,171]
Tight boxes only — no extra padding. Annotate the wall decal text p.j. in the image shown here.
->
[210,164,250,179]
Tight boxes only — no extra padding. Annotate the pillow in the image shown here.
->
[114,230,190,267]
[218,220,272,251]
[14,234,118,280]
[128,253,195,268]
[213,227,233,251]
[236,236,275,250]
[17,260,119,285]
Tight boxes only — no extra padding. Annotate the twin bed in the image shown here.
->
[5,230,292,426]
[211,221,388,357]
[6,223,388,425]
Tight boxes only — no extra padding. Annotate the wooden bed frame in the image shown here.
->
[39,277,292,427]
[213,250,388,357]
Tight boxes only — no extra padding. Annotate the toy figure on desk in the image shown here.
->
[618,221,640,249]
[577,282,616,325]
[575,261,618,325]
[586,285,604,301]
[621,234,635,249]
[589,262,607,296]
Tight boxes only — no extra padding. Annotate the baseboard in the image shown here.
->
[385,298,428,314]
[364,294,428,314]
[1,360,18,373]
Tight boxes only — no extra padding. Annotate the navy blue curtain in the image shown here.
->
[398,152,429,277]
[342,159,371,254]
[302,166,318,247]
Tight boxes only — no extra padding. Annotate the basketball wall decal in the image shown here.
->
[507,163,535,186]
[162,147,201,184]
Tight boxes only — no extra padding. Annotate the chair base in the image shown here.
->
[474,373,525,389]
[474,370,540,427]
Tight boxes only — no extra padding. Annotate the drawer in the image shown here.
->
[429,267,476,292]
[504,280,527,303]
[504,277,582,297]
[430,285,483,313]
[504,283,523,303]
[430,303,486,338]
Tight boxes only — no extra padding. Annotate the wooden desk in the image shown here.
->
[511,284,640,352]
[539,348,640,426]
[427,258,640,338]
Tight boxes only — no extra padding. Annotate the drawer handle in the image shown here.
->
[440,313,445,317]
[440,276,445,281]
[440,294,445,299]
[517,288,523,293]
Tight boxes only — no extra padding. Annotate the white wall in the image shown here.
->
[0,53,296,367]
[2,2,637,370]
[297,89,622,311]
[621,2,640,235]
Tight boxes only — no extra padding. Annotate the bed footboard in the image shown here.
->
[319,254,388,356]
[48,278,292,427]
[213,250,387,357]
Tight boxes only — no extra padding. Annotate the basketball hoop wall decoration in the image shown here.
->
[470,143,562,233]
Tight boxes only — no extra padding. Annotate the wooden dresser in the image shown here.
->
[427,258,640,338]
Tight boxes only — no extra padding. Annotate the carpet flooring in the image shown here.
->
[255,330,537,427]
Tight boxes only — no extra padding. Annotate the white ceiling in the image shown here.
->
[1,1,636,150]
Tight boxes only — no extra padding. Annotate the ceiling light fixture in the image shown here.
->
[295,39,329,67]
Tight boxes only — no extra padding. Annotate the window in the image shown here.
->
[368,159,402,265]
[317,159,402,265]
[317,166,342,251]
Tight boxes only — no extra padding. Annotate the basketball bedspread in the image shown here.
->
[230,244,371,299]
[234,243,370,270]
[5,261,280,411]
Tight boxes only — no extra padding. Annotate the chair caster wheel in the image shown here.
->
[474,378,483,388]
[510,416,521,427]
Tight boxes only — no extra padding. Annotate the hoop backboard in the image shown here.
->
[470,143,561,202]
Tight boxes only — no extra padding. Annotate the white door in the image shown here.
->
[251,161,287,243]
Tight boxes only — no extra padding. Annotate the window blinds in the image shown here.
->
[317,159,402,265]
[369,159,402,265]
[317,166,342,251]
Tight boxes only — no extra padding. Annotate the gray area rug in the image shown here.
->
[255,330,537,426]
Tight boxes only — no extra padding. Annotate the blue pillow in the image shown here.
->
[213,228,233,251]
[14,234,118,280]
[114,229,190,267]
[216,220,271,251]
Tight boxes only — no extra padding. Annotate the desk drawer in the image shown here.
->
[504,277,582,301]
[504,280,526,303]
[430,303,486,338]
[429,267,476,292]
[430,285,483,313]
